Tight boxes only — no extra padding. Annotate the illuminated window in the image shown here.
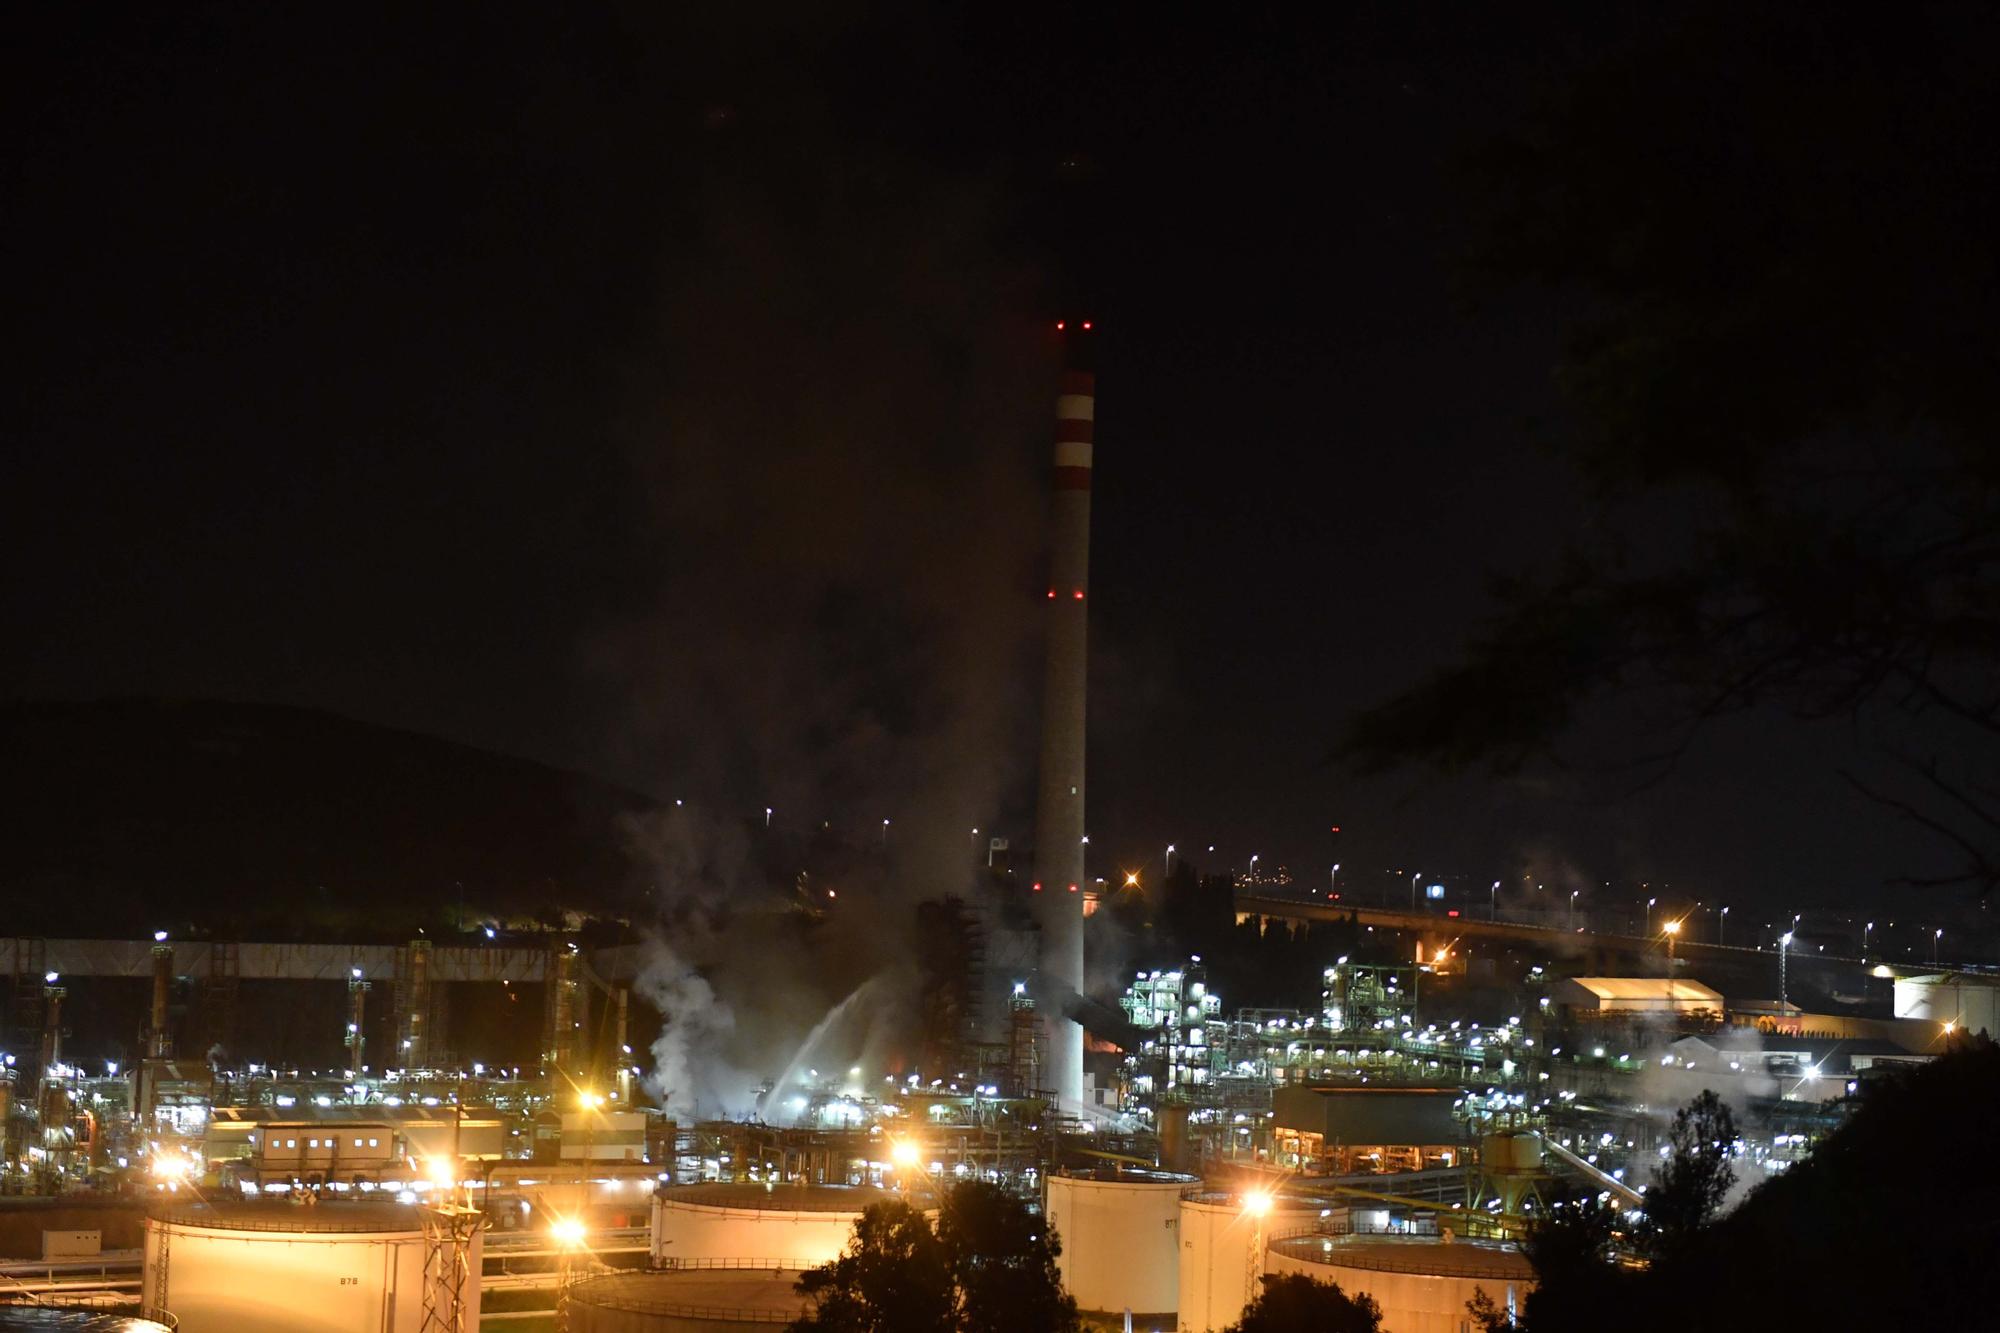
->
[354,1138,363,1148]
[368,1138,379,1148]
[286,1139,296,1148]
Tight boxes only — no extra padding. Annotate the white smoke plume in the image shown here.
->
[635,934,756,1119]
[592,115,1055,1120]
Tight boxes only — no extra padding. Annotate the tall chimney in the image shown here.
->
[1032,346,1094,1111]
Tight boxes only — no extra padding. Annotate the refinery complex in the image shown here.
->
[5,349,1996,1333]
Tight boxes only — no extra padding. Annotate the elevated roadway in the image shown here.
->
[1233,894,1852,967]
[14,938,658,984]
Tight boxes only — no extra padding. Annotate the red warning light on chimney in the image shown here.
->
[1072,590,1084,600]
[1032,882,1043,892]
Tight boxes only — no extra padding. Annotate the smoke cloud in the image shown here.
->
[591,113,1054,1118]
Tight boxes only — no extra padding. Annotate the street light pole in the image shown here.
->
[1863,921,1873,959]
[1411,871,1423,912]
[1490,880,1500,922]
[1779,932,1793,1012]
[1645,897,1656,934]
[1569,890,1579,930]
[1719,906,1729,947]
[1934,927,1943,966]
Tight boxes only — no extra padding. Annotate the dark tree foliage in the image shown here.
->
[1635,1089,1736,1260]
[1341,3,2000,890]
[1464,1286,1518,1332]
[1514,1043,2000,1332]
[1226,1272,1383,1333]
[792,1200,956,1333]
[790,1185,1079,1333]
[935,1180,1080,1333]
[1511,1186,1623,1332]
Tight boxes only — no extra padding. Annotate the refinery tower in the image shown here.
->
[1032,332,1094,1111]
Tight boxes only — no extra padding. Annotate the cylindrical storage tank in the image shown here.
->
[1044,1170,1193,1318]
[1176,1192,1319,1333]
[1480,1132,1544,1174]
[0,1313,175,1331]
[1265,1234,1535,1333]
[649,1184,899,1269]
[142,1201,482,1333]
[565,1268,811,1333]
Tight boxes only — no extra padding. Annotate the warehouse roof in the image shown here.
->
[1557,978,1723,1004]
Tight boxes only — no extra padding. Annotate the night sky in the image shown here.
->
[9,6,1950,922]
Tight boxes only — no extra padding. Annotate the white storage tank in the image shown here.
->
[1044,1169,1193,1317]
[1176,1190,1319,1333]
[650,1184,899,1269]
[565,1267,811,1333]
[142,1200,482,1333]
[1264,1233,1535,1333]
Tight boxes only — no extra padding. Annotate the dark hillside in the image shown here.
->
[0,699,659,937]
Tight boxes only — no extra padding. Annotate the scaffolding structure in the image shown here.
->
[543,942,583,1088]
[199,941,240,1060]
[8,938,48,1070]
[419,1199,485,1333]
[394,940,434,1069]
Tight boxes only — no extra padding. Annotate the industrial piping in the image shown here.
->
[1032,339,1094,1112]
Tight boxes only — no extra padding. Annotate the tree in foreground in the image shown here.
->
[1226,1272,1382,1333]
[1340,2,2000,892]
[791,1199,955,1333]
[789,1182,1079,1333]
[936,1179,1078,1333]
[1501,1045,2000,1331]
[1635,1089,1736,1261]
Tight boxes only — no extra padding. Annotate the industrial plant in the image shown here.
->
[3,352,1993,1333]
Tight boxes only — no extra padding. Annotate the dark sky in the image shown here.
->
[8,5,1951,924]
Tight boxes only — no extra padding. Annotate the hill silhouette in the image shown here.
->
[0,699,659,938]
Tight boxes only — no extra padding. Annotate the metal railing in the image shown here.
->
[147,1202,421,1235]
[1266,1232,1531,1282]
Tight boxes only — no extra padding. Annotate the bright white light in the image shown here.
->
[1243,1190,1273,1217]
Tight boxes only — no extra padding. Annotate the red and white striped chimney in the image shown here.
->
[1032,352,1093,1112]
